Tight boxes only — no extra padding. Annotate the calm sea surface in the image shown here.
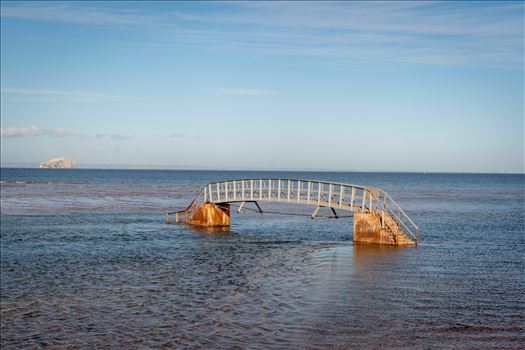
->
[1,169,523,349]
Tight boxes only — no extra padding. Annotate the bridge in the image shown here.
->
[166,178,418,246]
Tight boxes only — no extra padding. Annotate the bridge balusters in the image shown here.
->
[328,184,332,206]
[306,181,310,204]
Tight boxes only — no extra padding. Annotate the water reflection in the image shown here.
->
[189,225,231,235]
[351,243,406,277]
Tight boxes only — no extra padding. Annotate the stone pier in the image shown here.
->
[189,202,230,227]
[353,211,415,246]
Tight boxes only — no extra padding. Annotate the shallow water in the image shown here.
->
[1,169,524,349]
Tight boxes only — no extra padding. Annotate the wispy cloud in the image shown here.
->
[1,125,73,138]
[1,126,135,140]
[0,125,42,138]
[0,3,157,27]
[95,133,135,140]
[171,133,187,138]
[210,88,283,96]
[1,87,121,101]
[110,134,135,140]
[0,2,522,69]
[48,128,72,137]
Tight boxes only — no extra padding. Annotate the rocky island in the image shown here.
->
[39,157,76,169]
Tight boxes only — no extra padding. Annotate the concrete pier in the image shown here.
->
[353,211,415,246]
[189,202,230,227]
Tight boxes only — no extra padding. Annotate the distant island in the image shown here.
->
[39,157,76,169]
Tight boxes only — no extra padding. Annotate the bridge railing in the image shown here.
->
[203,178,371,211]
[167,178,418,243]
[368,189,419,242]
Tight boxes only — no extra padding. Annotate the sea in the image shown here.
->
[1,168,523,349]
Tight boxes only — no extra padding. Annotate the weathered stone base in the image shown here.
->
[353,211,415,246]
[189,202,230,227]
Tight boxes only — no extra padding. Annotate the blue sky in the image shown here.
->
[1,1,523,172]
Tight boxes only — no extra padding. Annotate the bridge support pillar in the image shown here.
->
[189,202,230,227]
[353,211,414,246]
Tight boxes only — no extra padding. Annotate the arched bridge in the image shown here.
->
[167,179,418,245]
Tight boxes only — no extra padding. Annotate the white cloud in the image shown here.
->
[1,87,120,101]
[0,3,156,26]
[49,128,72,137]
[0,2,522,68]
[0,125,78,138]
[0,125,42,138]
[171,133,187,138]
[110,134,135,140]
[0,125,123,139]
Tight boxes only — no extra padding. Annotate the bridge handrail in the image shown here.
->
[369,189,419,242]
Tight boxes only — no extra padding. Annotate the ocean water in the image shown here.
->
[1,168,523,349]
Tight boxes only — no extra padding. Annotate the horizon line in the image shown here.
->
[0,164,523,175]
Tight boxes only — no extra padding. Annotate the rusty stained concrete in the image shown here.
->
[189,202,230,227]
[188,202,414,245]
[353,211,415,246]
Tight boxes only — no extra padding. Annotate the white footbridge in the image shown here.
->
[167,178,419,244]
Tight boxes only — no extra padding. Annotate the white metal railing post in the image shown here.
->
[259,179,262,200]
[328,184,332,206]
[317,182,322,204]
[233,180,237,200]
[339,185,343,208]
[217,183,220,201]
[278,179,281,201]
[307,181,311,204]
[204,187,207,202]
[287,180,291,202]
[297,181,301,202]
[268,179,272,199]
[241,180,244,200]
[226,182,229,201]
[250,179,253,200]
[351,187,355,210]
[361,189,366,212]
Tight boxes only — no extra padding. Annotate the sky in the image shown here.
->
[0,1,523,173]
